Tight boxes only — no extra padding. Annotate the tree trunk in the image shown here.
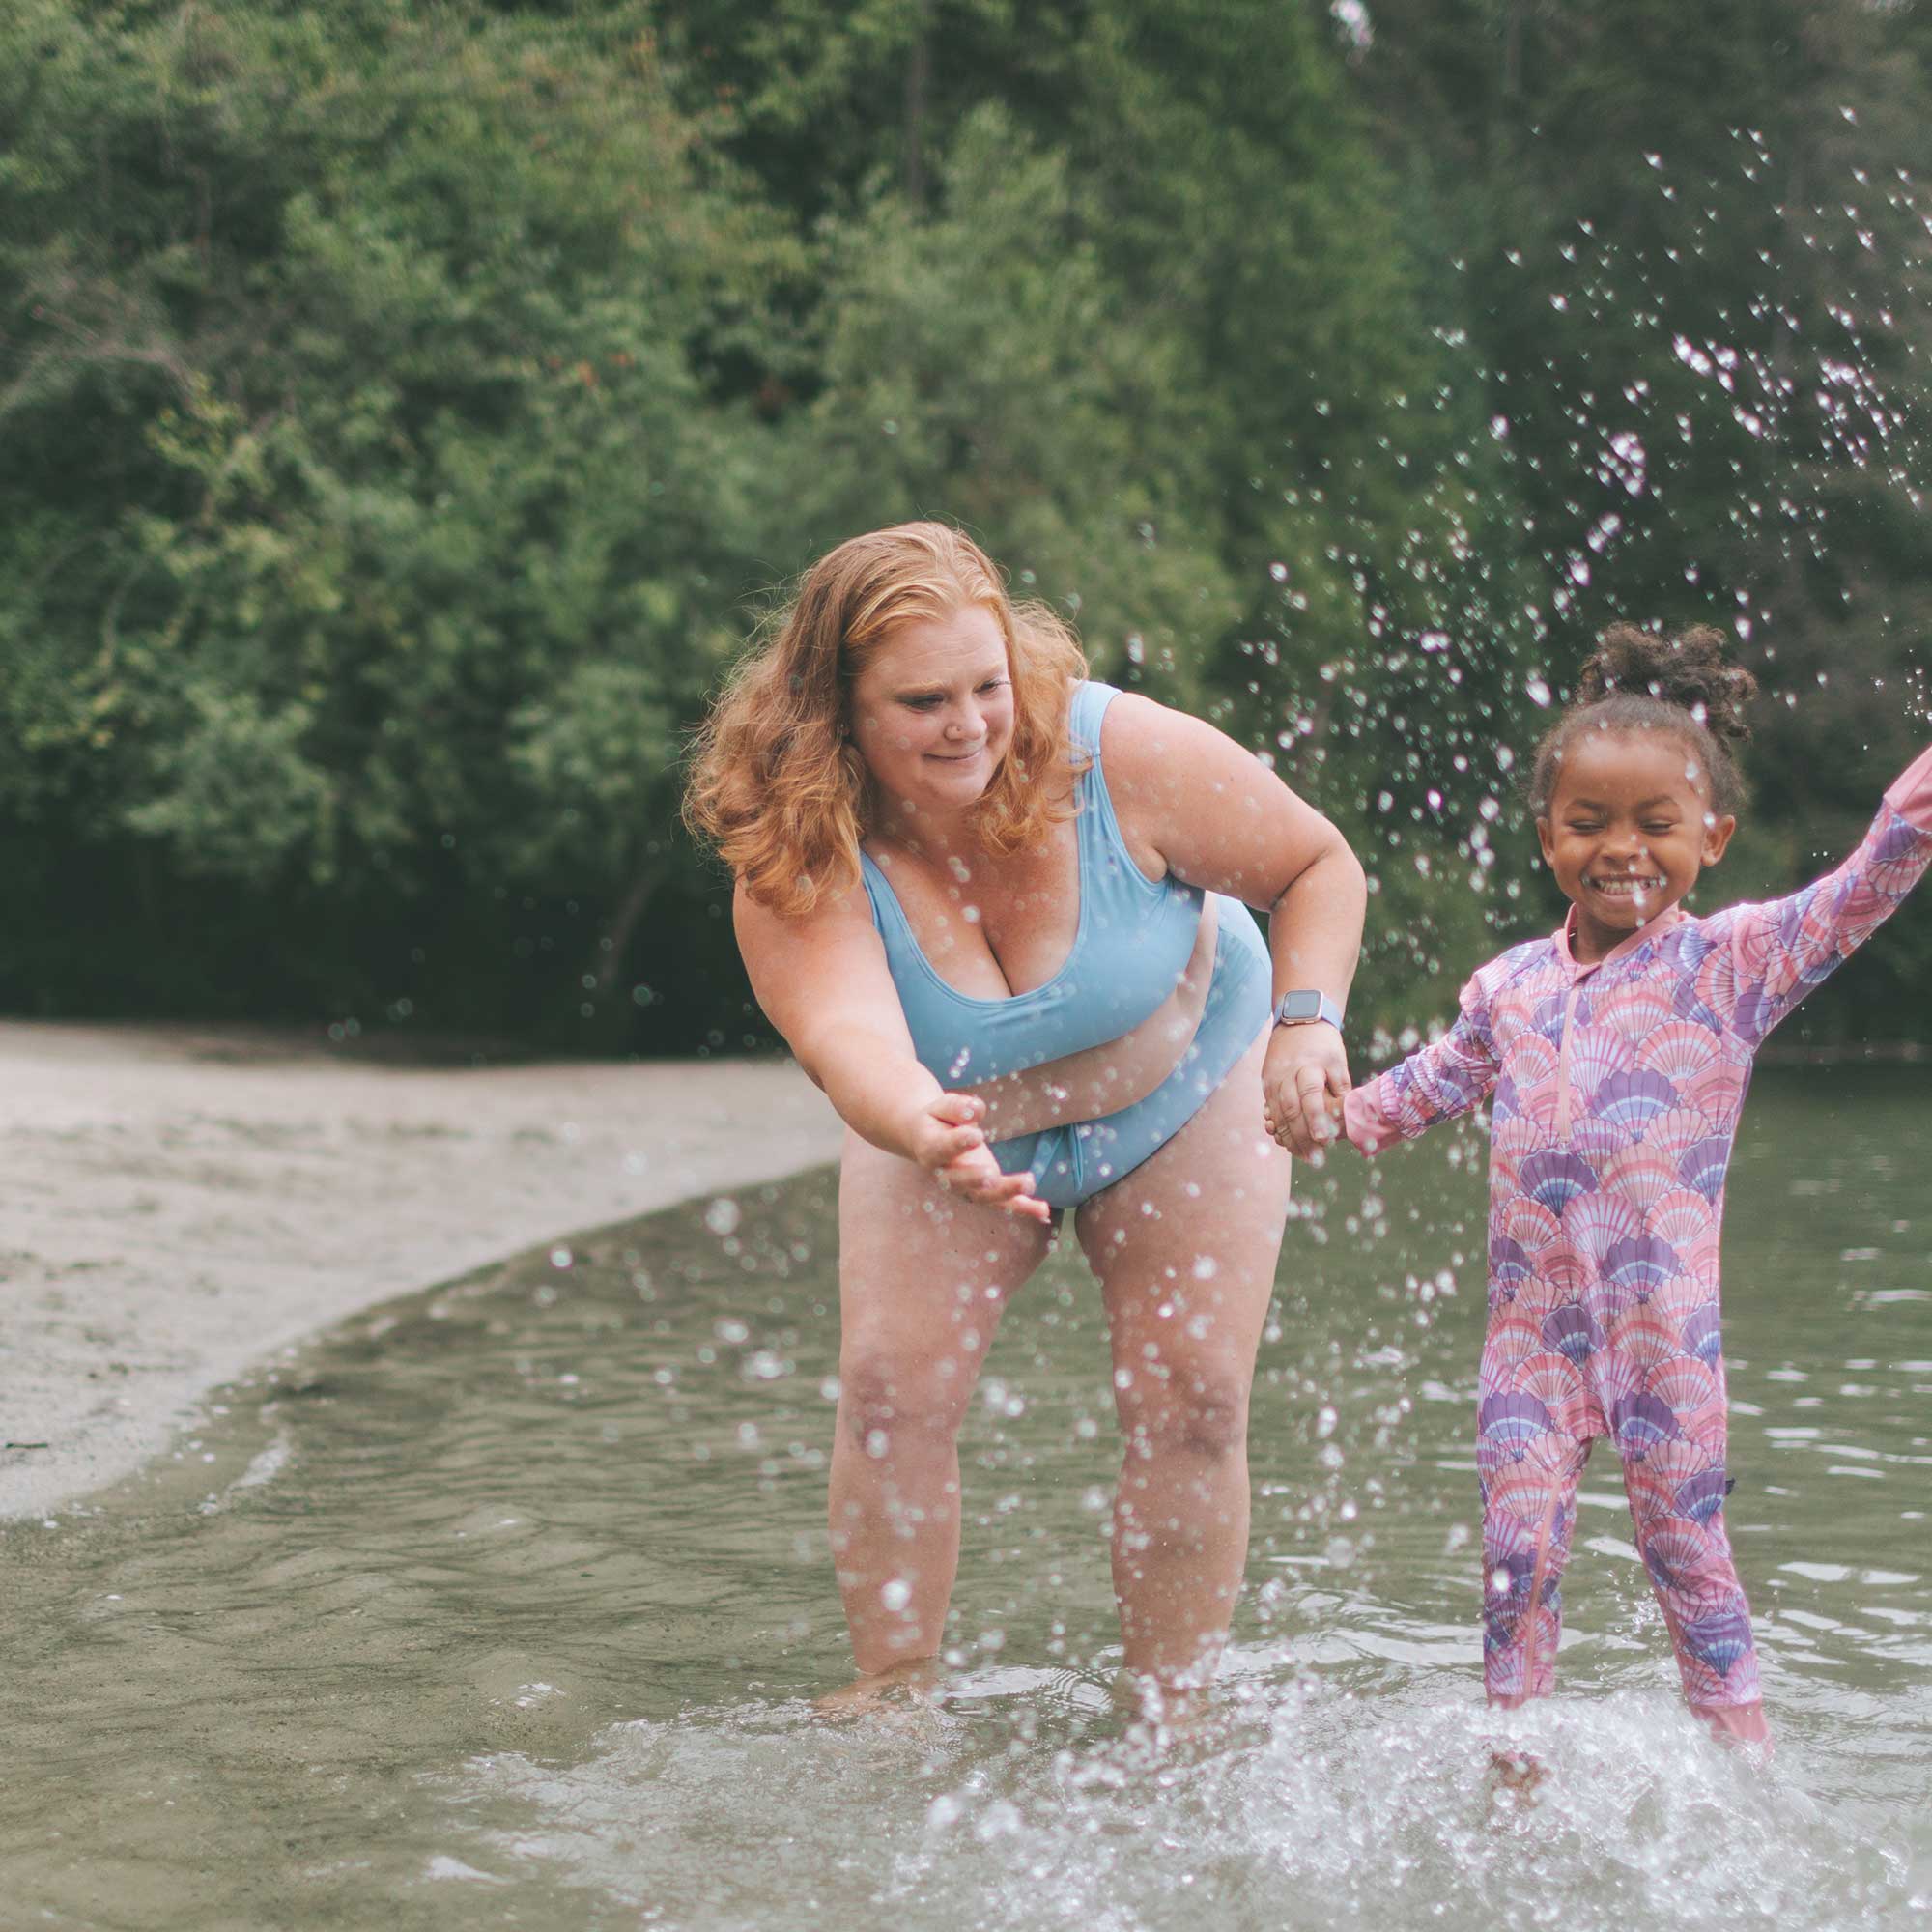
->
[591,854,671,997]
[904,3,932,208]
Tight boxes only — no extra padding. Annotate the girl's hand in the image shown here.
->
[910,1093,1053,1223]
[1262,1023,1351,1159]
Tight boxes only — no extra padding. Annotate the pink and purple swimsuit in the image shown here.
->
[1344,744,1932,1715]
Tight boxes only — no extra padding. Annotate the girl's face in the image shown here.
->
[847,604,1016,825]
[1536,726,1736,958]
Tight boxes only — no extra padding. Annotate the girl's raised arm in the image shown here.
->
[1711,737,1932,1045]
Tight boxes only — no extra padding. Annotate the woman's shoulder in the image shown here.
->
[733,867,879,948]
[1065,677,1121,752]
[1082,682,1186,759]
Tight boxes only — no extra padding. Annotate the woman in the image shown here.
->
[685,523,1365,1703]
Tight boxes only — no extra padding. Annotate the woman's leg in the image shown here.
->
[831,1128,1054,1677]
[1073,1031,1292,1691]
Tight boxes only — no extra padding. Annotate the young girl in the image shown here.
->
[1326,625,1932,1745]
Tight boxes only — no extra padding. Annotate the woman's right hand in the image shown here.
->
[911,1093,1053,1224]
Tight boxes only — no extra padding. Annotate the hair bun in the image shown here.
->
[1577,622,1758,744]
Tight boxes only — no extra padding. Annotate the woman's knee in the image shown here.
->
[1115,1358,1252,1461]
[838,1345,973,1453]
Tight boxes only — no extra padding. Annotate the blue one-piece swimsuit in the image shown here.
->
[859,680,1272,1209]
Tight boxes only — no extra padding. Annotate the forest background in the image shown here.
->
[4,0,1929,1059]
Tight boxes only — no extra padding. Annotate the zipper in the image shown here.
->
[1553,980,1585,1139]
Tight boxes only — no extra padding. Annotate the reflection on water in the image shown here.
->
[2,1066,1928,1928]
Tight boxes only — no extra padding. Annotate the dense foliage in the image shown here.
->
[4,0,1928,1053]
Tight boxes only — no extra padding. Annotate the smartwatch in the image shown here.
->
[1273,989,1345,1032]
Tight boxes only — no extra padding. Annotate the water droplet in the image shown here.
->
[973,1799,1022,1841]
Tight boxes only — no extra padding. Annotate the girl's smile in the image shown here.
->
[1537,728,1736,962]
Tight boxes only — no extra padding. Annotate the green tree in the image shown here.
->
[1,1,786,1036]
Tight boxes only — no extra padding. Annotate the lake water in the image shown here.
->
[4,1065,1928,1929]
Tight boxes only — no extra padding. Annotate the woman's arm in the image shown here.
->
[965,899,1218,1141]
[734,883,1051,1220]
[1095,693,1368,1157]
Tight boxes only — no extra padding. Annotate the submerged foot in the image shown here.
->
[1693,1700,1773,1759]
[1106,1669,1258,1766]
[1489,1747,1549,1815]
[816,1655,949,1721]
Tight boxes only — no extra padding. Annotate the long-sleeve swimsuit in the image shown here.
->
[1343,744,1932,1711]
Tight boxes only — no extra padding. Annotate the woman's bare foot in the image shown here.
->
[1111,1666,1216,1723]
[816,1654,949,1719]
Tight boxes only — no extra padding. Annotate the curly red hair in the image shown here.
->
[685,523,1087,916]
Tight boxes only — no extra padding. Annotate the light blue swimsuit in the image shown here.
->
[859,680,1271,1208]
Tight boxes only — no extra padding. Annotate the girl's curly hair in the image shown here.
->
[1528,622,1759,817]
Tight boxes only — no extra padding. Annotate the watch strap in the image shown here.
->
[1272,989,1346,1032]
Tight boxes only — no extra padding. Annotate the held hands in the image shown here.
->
[910,1093,1053,1224]
[1261,1023,1351,1159]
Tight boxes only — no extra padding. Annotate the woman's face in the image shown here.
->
[847,604,1016,818]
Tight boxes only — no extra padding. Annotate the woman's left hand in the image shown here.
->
[1262,1023,1351,1159]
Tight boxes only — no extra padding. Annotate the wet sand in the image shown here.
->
[0,1021,841,1522]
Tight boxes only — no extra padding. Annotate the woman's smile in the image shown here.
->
[847,605,1017,823]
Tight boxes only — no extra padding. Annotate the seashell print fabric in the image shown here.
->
[1344,744,1932,1710]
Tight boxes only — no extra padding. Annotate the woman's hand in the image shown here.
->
[1262,1023,1351,1159]
[910,1093,1053,1224]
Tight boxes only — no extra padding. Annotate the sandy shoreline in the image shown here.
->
[0,1021,841,1522]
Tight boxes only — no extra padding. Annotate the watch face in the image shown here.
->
[1278,991,1321,1022]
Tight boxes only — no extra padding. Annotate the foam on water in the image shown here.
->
[439,1659,1925,1931]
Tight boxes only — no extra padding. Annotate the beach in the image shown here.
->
[0,1020,841,1522]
